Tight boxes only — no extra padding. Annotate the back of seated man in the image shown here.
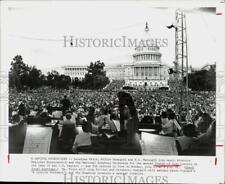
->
[192,120,216,155]
[176,123,198,153]
[195,113,212,134]
[59,113,78,150]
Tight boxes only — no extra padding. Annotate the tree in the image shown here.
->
[184,65,216,91]
[9,55,48,90]
[82,60,109,89]
[71,77,80,88]
[9,55,30,91]
[46,70,60,87]
[46,70,71,89]
[27,66,43,89]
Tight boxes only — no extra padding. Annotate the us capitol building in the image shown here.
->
[61,23,169,90]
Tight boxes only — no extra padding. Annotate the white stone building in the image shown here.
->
[60,23,170,89]
[124,44,169,89]
[105,65,125,80]
[62,65,88,80]
[105,23,169,89]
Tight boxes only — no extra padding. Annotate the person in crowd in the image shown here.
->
[18,100,26,121]
[72,121,92,154]
[60,95,71,115]
[9,86,216,155]
[86,106,95,124]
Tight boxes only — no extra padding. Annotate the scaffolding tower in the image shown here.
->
[174,9,189,119]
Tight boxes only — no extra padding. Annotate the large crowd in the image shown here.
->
[9,87,216,155]
[9,89,215,123]
[103,80,125,91]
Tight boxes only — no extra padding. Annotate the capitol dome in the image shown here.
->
[132,22,162,66]
[133,45,162,66]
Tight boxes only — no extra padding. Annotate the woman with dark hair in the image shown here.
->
[176,123,198,154]
[160,111,175,136]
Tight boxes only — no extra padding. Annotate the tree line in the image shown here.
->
[9,55,215,92]
[9,55,109,91]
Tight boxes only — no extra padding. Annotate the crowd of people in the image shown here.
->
[103,80,125,91]
[9,87,216,155]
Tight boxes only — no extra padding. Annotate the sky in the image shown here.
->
[0,1,222,73]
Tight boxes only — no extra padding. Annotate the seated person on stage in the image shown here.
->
[76,110,86,125]
[176,123,198,154]
[94,107,109,131]
[193,119,216,155]
[195,113,212,135]
[86,106,100,134]
[95,107,108,127]
[59,113,78,150]
[196,119,215,145]
[52,110,63,119]
[160,111,180,136]
[72,122,92,154]
[109,107,120,132]
[29,106,38,117]
[26,109,52,125]
[159,111,173,136]
[180,112,188,129]
[95,107,120,134]
[86,106,95,124]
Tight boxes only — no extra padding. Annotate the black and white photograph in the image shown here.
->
[6,3,217,156]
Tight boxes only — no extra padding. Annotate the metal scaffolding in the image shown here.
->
[175,9,189,119]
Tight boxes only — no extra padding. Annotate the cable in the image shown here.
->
[8,22,145,43]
